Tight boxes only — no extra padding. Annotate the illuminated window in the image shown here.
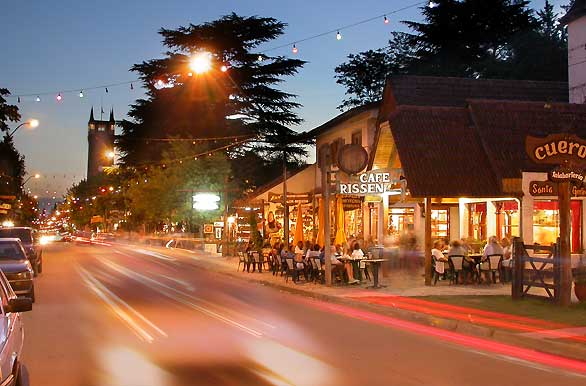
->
[431,208,449,239]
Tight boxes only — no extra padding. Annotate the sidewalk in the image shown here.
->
[126,242,586,362]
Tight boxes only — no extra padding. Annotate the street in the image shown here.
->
[20,243,586,386]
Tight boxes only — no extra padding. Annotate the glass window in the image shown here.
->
[533,200,582,252]
[467,203,486,241]
[431,208,449,239]
[0,241,26,260]
[0,228,32,244]
[351,131,362,146]
[388,207,414,236]
[496,201,520,239]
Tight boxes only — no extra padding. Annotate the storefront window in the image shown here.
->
[467,202,486,241]
[388,207,414,236]
[431,208,449,239]
[533,200,582,253]
[496,201,520,240]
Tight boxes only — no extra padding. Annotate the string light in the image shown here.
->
[257,55,263,62]
[336,31,342,40]
[130,83,134,90]
[17,97,20,103]
[79,90,84,98]
[292,44,298,54]
[220,65,228,72]
[428,1,437,8]
[36,96,40,102]
[384,16,390,24]
[105,87,109,93]
[56,93,62,102]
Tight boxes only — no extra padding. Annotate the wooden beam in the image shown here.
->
[425,197,432,286]
[558,181,572,306]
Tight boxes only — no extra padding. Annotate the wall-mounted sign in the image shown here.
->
[203,224,214,234]
[342,195,363,211]
[338,171,401,195]
[213,222,224,228]
[529,181,556,196]
[268,192,312,204]
[548,168,585,184]
[0,204,11,210]
[338,144,369,175]
[526,134,586,165]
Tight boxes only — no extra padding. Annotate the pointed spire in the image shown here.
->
[89,107,95,123]
[109,108,115,123]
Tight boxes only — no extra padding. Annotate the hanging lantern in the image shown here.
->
[292,44,298,54]
[336,31,342,40]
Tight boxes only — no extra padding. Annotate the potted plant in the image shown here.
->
[574,258,586,302]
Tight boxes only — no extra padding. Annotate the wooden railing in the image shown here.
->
[511,237,560,302]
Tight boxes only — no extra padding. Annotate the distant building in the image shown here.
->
[562,0,586,103]
[87,108,115,181]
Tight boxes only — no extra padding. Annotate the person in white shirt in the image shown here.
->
[432,239,448,275]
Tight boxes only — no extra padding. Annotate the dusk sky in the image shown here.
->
[1,0,561,197]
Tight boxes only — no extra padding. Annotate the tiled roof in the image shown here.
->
[387,76,568,108]
[389,106,502,198]
[388,101,586,198]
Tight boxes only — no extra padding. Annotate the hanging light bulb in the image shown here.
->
[292,44,298,54]
[257,55,263,62]
[188,72,193,77]
[56,93,62,102]
[17,97,21,103]
[384,16,390,24]
[220,65,228,72]
[79,90,84,98]
[130,83,134,90]
[336,31,342,40]
[36,96,41,102]
[428,1,438,8]
[105,87,109,93]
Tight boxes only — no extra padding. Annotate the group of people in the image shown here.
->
[431,236,512,284]
[245,239,367,284]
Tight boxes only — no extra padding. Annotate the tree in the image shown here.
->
[118,13,307,167]
[0,89,24,198]
[335,0,568,110]
[0,88,20,133]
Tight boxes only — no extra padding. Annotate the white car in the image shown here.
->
[0,270,32,385]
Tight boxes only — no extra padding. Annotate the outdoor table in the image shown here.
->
[363,259,388,289]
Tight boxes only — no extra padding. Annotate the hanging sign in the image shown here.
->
[548,168,585,184]
[338,144,369,175]
[342,195,363,211]
[526,134,586,165]
[268,192,312,204]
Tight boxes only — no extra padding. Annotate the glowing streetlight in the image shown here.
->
[8,119,40,138]
[189,52,212,74]
[106,150,116,160]
[22,173,41,186]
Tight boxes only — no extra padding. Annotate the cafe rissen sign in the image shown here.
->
[338,171,401,195]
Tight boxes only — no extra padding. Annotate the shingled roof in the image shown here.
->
[386,100,586,198]
[386,76,568,108]
[561,0,586,25]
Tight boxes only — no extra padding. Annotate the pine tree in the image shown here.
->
[118,13,307,166]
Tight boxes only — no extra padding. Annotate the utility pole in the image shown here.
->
[282,151,289,247]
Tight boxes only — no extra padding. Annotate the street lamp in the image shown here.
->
[22,173,41,186]
[8,119,39,138]
[106,150,116,160]
[189,52,212,74]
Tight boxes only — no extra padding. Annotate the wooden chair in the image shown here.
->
[311,258,325,283]
[252,252,262,273]
[478,254,503,284]
[284,258,296,283]
[237,252,245,272]
[448,255,465,285]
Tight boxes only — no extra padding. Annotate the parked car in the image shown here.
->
[0,227,42,276]
[0,267,32,385]
[0,239,36,302]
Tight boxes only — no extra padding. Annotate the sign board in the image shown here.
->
[268,192,312,205]
[203,224,214,234]
[0,210,7,215]
[337,171,402,195]
[548,168,585,184]
[193,193,220,211]
[342,195,363,211]
[90,215,103,224]
[531,181,586,197]
[213,222,224,228]
[0,204,11,210]
[0,196,16,200]
[526,134,586,165]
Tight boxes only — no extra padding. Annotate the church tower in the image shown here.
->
[562,0,586,103]
[87,107,115,181]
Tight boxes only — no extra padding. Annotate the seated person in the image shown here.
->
[448,239,473,283]
[479,236,504,282]
[432,239,448,276]
[306,244,321,260]
[294,240,304,255]
[501,237,512,267]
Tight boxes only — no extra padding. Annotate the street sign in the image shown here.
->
[526,134,586,165]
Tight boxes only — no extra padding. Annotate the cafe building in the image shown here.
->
[369,75,586,252]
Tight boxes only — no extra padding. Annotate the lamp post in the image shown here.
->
[8,119,39,139]
[22,173,41,187]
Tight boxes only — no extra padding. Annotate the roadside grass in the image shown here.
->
[415,295,586,326]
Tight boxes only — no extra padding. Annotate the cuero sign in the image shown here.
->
[526,134,586,165]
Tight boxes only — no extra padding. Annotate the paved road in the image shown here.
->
[20,243,586,386]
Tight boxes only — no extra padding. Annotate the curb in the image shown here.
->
[140,245,586,363]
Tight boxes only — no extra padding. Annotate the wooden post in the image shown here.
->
[558,181,572,306]
[511,237,524,300]
[323,171,332,286]
[222,175,229,257]
[424,197,432,286]
[282,151,289,248]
